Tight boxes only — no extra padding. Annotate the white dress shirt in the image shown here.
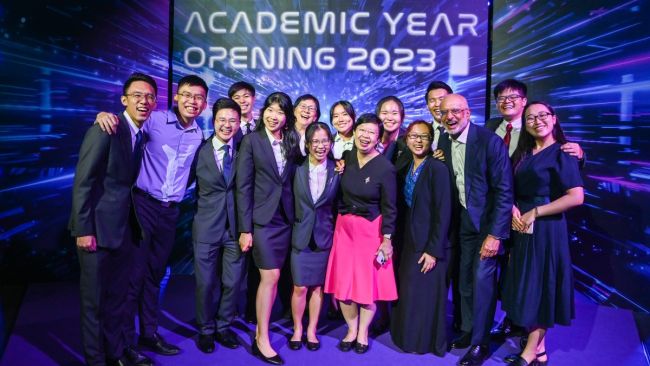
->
[494,117,522,157]
[308,160,328,203]
[266,128,286,176]
[211,135,234,173]
[123,111,142,150]
[332,133,354,159]
[450,125,470,209]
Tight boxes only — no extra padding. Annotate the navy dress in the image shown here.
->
[503,143,583,328]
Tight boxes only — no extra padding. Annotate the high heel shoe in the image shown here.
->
[504,352,548,365]
[252,340,284,365]
[337,339,356,352]
[534,351,548,366]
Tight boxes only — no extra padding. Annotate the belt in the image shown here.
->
[133,187,179,208]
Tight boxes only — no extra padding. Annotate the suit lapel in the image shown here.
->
[258,130,282,181]
[204,138,226,187]
[298,160,312,206]
[463,124,478,205]
[118,114,135,173]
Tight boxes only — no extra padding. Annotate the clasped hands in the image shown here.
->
[511,206,535,233]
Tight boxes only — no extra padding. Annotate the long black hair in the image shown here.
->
[256,92,300,160]
[511,101,567,171]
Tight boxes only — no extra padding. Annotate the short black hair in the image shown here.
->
[375,96,405,122]
[354,113,384,138]
[329,100,356,126]
[178,75,208,95]
[123,72,157,96]
[493,79,528,99]
[294,94,321,121]
[424,81,453,103]
[304,121,333,156]
[228,81,256,98]
[212,97,241,120]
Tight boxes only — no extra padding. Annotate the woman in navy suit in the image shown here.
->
[236,92,300,365]
[288,122,340,351]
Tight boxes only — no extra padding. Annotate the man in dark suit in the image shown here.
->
[424,80,454,150]
[437,94,513,366]
[193,98,245,353]
[69,73,156,366]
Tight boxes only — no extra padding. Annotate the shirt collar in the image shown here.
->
[309,159,327,172]
[502,116,522,130]
[212,134,233,151]
[265,127,282,145]
[450,123,470,144]
[170,108,200,131]
[335,132,353,143]
[122,111,142,135]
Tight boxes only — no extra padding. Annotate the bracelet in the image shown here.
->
[534,207,539,218]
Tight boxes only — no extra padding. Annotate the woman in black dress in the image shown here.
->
[503,102,584,366]
[390,121,452,356]
[236,92,301,365]
[288,122,340,351]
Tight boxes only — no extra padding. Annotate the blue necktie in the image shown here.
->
[222,144,232,181]
[133,130,143,163]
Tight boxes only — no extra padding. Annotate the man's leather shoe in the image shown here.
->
[252,340,284,365]
[138,332,180,356]
[124,346,153,366]
[197,334,215,353]
[449,332,472,350]
[490,317,526,339]
[458,344,489,366]
[215,329,240,349]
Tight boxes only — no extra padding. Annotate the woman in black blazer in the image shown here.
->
[236,92,301,365]
[390,120,453,356]
[288,122,340,351]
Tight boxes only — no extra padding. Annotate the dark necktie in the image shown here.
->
[222,144,232,181]
[245,123,252,134]
[133,130,143,164]
[503,123,513,149]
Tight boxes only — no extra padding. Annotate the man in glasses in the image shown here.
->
[437,94,513,366]
[95,75,209,364]
[70,72,157,366]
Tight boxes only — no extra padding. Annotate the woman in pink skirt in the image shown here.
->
[324,113,397,354]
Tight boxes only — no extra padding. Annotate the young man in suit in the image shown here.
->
[229,81,257,135]
[424,80,454,150]
[437,94,513,366]
[193,98,245,353]
[70,72,156,366]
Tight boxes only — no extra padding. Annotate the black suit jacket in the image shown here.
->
[69,113,140,249]
[438,123,513,240]
[383,136,412,172]
[484,117,501,132]
[398,158,453,259]
[291,159,340,251]
[192,137,238,243]
[236,129,296,232]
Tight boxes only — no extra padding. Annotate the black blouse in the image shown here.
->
[339,151,397,235]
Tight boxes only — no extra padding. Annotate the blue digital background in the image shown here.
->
[0,0,648,313]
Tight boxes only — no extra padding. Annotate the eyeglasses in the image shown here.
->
[310,139,331,146]
[525,111,554,124]
[406,133,431,142]
[356,127,377,137]
[298,104,317,112]
[125,93,156,103]
[439,108,467,116]
[496,94,523,103]
[215,117,239,125]
[178,92,206,103]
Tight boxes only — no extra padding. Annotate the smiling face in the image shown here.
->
[174,84,207,125]
[121,80,156,126]
[213,108,241,144]
[496,87,527,121]
[332,104,353,136]
[440,94,471,136]
[294,98,318,131]
[307,128,331,164]
[427,88,449,123]
[378,100,403,134]
[354,122,380,154]
[406,123,432,159]
[262,102,286,135]
[231,88,255,118]
[524,103,557,142]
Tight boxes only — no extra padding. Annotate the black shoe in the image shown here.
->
[505,351,547,364]
[337,339,356,352]
[491,318,526,339]
[449,332,472,350]
[458,344,489,366]
[106,356,131,366]
[354,342,369,354]
[215,329,240,349]
[287,339,302,351]
[508,355,533,366]
[306,339,320,351]
[252,340,284,365]
[197,334,215,353]
[138,332,180,356]
[124,346,153,366]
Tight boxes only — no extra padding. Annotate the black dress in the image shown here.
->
[503,143,583,328]
[390,157,452,356]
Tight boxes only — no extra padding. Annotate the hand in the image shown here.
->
[561,142,584,160]
[519,209,536,233]
[377,238,393,260]
[76,235,97,252]
[95,112,119,135]
[238,232,253,252]
[432,149,445,161]
[335,159,345,174]
[512,206,525,232]
[418,253,437,273]
[479,235,500,260]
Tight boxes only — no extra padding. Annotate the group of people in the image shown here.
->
[69,74,585,366]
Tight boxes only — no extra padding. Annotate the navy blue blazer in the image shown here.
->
[291,159,340,251]
[192,136,238,243]
[484,117,501,132]
[236,129,296,232]
[438,123,513,240]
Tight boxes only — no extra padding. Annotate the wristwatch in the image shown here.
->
[383,234,392,240]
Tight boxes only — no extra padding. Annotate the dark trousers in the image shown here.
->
[125,192,180,343]
[78,241,133,365]
[458,209,499,345]
[194,232,245,335]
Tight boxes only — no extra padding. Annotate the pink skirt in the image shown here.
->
[324,214,398,304]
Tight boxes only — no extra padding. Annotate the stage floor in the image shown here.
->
[1,275,647,366]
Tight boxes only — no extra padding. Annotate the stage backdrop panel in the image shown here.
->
[491,0,650,312]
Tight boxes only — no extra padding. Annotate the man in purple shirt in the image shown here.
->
[96,75,208,364]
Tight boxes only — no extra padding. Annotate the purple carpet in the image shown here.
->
[1,275,646,366]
